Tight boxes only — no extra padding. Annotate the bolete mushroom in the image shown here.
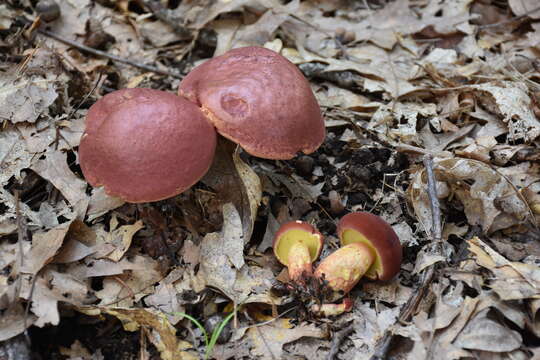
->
[315,212,401,292]
[79,88,216,203]
[337,211,402,281]
[178,46,325,160]
[312,212,401,316]
[273,221,324,284]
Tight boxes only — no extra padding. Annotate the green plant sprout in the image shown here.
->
[172,311,235,360]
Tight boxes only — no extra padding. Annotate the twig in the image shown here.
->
[370,154,443,360]
[36,28,182,78]
[327,323,355,360]
[424,155,442,243]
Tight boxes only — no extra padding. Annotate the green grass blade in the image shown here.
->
[171,312,209,348]
[205,312,235,359]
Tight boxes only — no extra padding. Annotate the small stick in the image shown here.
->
[37,28,182,78]
[327,323,355,360]
[370,154,443,360]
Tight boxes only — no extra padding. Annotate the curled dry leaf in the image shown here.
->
[468,82,540,142]
[409,157,531,234]
[247,318,326,360]
[77,307,198,360]
[31,150,89,219]
[454,308,522,352]
[468,237,540,301]
[21,220,73,275]
[202,139,262,244]
[199,203,276,305]
[0,69,58,124]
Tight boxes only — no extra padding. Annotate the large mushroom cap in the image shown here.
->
[273,221,323,266]
[79,88,216,203]
[178,46,325,160]
[337,212,402,281]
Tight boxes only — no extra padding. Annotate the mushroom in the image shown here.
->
[80,47,325,203]
[178,46,325,160]
[79,88,217,203]
[336,211,402,281]
[312,212,401,316]
[273,221,324,284]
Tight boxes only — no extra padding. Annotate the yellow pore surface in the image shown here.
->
[276,229,321,266]
[341,229,382,279]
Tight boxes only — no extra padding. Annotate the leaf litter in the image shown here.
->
[1,0,540,359]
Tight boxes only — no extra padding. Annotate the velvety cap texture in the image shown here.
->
[179,46,325,159]
[79,88,216,203]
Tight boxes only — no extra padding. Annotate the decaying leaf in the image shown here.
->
[202,139,262,243]
[468,82,540,142]
[409,157,531,233]
[247,318,325,359]
[198,203,276,305]
[78,307,198,360]
[468,237,540,300]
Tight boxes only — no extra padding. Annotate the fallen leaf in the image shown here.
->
[21,220,73,275]
[78,307,197,360]
[247,319,325,359]
[454,308,522,352]
[31,150,89,219]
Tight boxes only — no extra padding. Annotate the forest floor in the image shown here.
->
[1,0,540,359]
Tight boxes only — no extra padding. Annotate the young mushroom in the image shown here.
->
[337,211,402,281]
[178,46,325,160]
[273,221,324,284]
[312,212,401,315]
[79,88,217,203]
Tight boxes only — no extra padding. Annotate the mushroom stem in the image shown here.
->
[311,298,353,317]
[287,242,313,282]
[314,243,375,294]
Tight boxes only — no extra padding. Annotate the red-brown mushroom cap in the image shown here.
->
[178,46,325,160]
[273,221,324,266]
[79,88,217,203]
[337,212,402,281]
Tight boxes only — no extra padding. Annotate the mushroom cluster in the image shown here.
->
[79,46,325,202]
[273,212,402,317]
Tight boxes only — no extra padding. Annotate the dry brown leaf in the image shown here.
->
[31,150,89,219]
[509,0,540,19]
[409,157,530,234]
[21,220,73,275]
[352,306,400,358]
[0,71,58,124]
[202,139,262,243]
[454,308,522,352]
[468,237,540,300]
[96,255,161,307]
[103,216,144,262]
[199,203,277,305]
[86,187,125,222]
[247,318,325,359]
[0,305,36,342]
[78,307,197,360]
[468,82,540,142]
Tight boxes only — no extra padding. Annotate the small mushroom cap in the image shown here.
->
[337,212,402,281]
[79,88,216,203]
[273,221,324,266]
[178,46,325,160]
